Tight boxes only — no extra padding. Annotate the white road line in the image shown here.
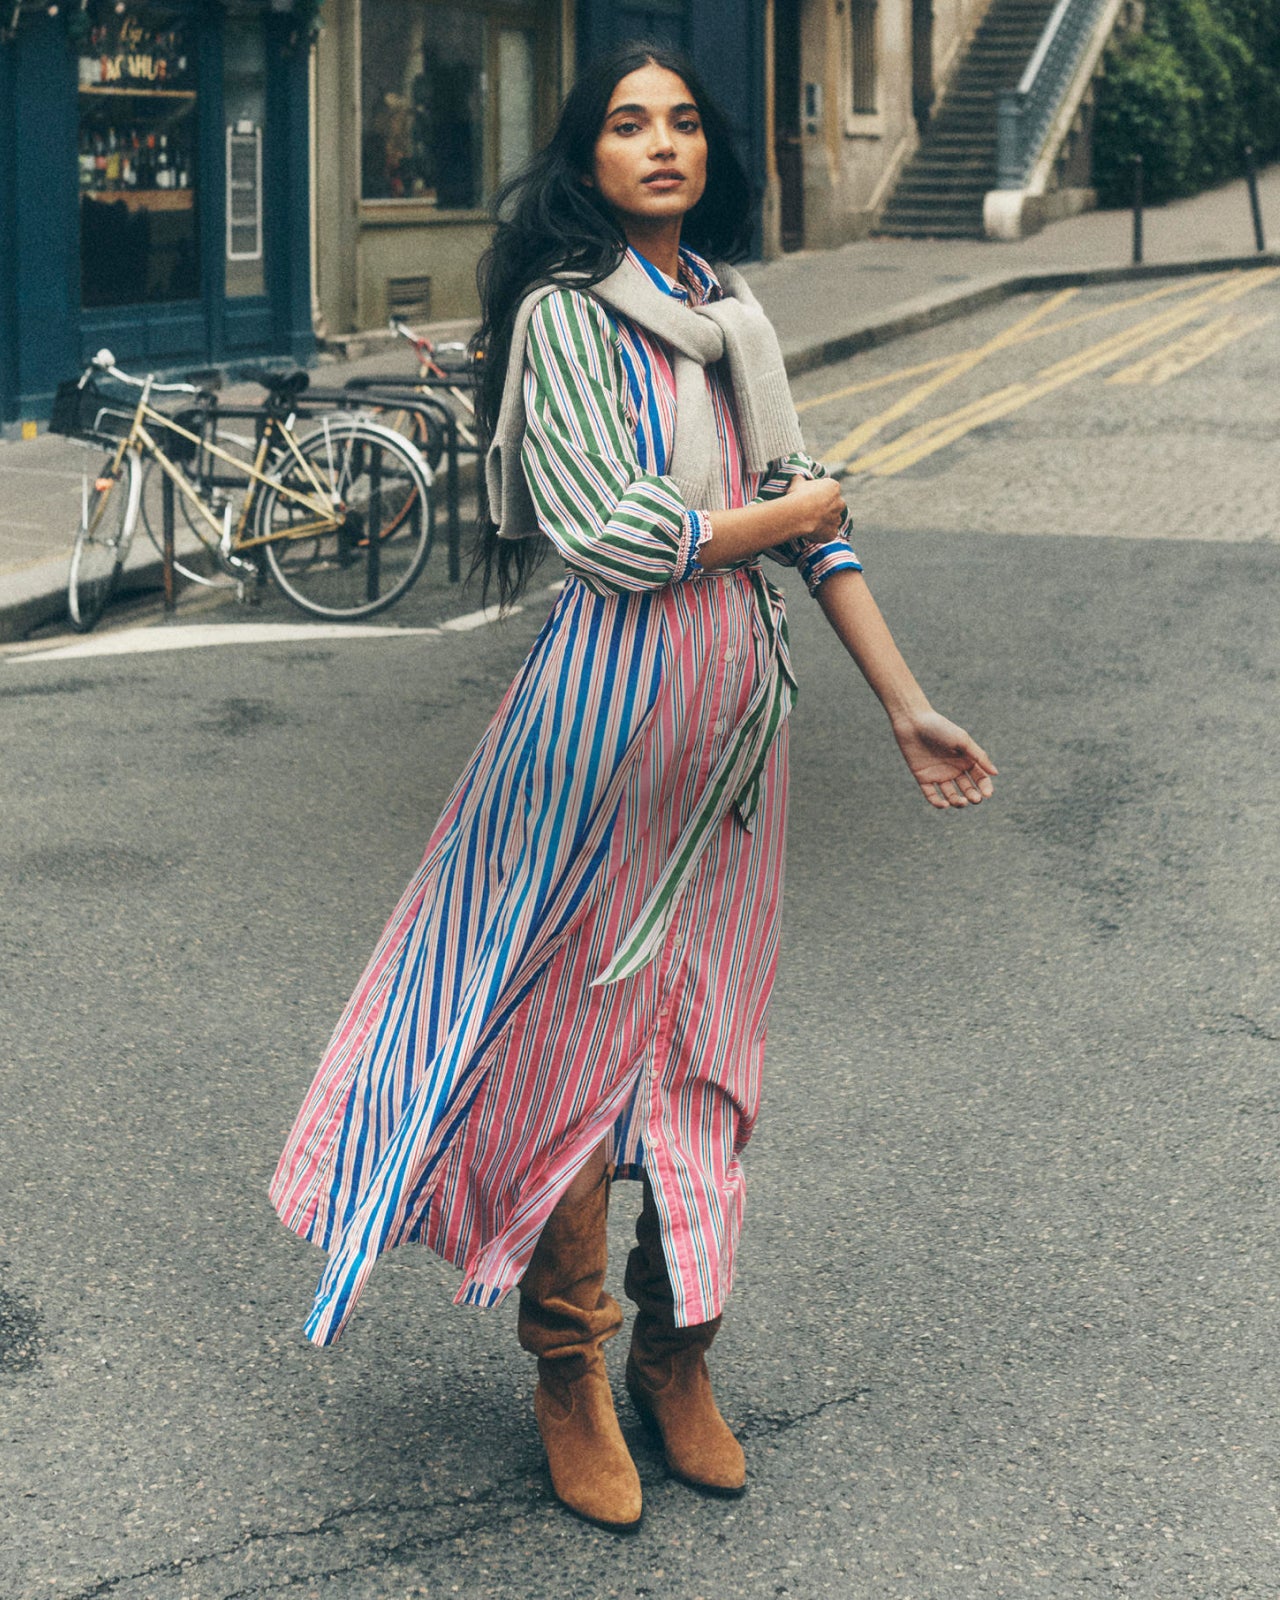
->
[441,604,523,631]
[7,577,566,664]
[9,621,439,663]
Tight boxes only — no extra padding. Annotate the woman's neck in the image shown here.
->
[622,219,683,282]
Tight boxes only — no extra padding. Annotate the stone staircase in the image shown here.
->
[878,0,1060,237]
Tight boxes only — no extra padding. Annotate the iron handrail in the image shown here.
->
[995,0,1108,189]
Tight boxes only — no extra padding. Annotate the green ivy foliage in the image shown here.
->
[1092,0,1280,206]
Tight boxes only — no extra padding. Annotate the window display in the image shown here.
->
[360,0,540,209]
[78,10,199,307]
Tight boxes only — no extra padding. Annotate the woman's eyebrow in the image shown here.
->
[605,101,700,119]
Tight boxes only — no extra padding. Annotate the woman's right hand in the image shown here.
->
[783,474,846,540]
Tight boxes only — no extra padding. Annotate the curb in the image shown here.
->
[0,543,196,646]
[778,251,1280,377]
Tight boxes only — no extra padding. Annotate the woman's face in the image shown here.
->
[590,63,708,232]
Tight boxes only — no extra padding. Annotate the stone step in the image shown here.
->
[878,0,1061,234]
[876,222,985,238]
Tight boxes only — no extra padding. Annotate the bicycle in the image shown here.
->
[381,318,479,465]
[54,350,435,631]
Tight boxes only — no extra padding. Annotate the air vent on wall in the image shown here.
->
[387,276,432,323]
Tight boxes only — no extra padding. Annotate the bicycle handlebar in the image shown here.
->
[89,348,203,396]
[388,319,469,363]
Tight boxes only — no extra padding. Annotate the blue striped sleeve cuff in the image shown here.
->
[792,538,862,595]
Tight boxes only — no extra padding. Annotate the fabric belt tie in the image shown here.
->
[593,567,796,986]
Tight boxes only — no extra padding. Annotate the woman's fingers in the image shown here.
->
[919,766,995,808]
[954,769,985,803]
[962,740,998,777]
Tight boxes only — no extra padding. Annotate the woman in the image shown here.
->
[271,43,995,1533]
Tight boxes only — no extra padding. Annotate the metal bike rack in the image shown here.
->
[340,374,478,583]
[154,385,454,605]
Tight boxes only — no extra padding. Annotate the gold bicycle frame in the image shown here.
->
[99,379,344,553]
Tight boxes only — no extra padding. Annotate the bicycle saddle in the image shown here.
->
[242,367,310,396]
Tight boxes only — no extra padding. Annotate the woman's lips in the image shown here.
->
[642,173,685,190]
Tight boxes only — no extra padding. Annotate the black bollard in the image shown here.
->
[1244,145,1266,253]
[1131,154,1144,265]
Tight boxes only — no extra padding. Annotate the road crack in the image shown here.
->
[1203,1013,1280,1043]
[57,1389,868,1598]
[739,1384,872,1439]
[56,1468,538,1600]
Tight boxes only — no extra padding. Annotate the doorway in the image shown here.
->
[773,0,803,251]
[911,0,935,127]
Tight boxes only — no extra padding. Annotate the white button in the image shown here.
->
[722,648,734,663]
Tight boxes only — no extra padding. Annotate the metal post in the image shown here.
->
[161,470,176,614]
[1244,145,1266,253]
[446,412,460,584]
[1131,154,1144,266]
[366,451,382,603]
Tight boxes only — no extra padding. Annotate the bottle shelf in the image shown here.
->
[82,188,194,213]
[78,87,197,101]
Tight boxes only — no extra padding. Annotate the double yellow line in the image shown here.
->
[812,269,1279,479]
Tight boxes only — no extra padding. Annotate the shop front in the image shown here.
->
[314,0,572,334]
[312,0,768,336]
[0,3,312,431]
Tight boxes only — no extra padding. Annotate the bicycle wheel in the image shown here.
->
[67,453,140,632]
[256,416,434,620]
[138,459,238,589]
[375,404,445,473]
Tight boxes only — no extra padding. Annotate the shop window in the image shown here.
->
[225,25,267,298]
[850,0,878,115]
[360,0,543,208]
[77,8,199,307]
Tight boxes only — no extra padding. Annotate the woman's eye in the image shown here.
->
[676,119,701,134]
[613,121,641,136]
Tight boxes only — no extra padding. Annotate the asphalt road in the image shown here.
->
[2,274,1278,1600]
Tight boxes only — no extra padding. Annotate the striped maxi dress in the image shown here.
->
[270,247,862,1346]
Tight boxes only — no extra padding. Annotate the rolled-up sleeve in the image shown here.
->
[522,290,703,594]
[756,452,862,596]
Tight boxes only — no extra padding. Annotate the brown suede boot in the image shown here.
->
[624,1178,746,1497]
[517,1165,642,1532]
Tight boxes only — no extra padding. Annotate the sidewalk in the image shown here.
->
[2,163,1275,642]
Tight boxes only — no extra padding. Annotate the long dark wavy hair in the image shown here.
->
[472,42,755,606]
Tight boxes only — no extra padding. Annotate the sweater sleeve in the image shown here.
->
[521,289,703,595]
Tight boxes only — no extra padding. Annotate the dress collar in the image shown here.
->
[623,245,722,306]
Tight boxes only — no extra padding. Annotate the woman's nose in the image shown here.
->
[648,124,676,157]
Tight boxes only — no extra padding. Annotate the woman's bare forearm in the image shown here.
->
[696,476,846,569]
[815,568,932,725]
[695,498,804,569]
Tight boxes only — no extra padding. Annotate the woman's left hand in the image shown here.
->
[891,712,997,809]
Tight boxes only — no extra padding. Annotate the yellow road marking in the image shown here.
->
[1106,311,1276,386]
[794,354,959,414]
[849,269,1279,477]
[799,274,1231,420]
[821,289,1079,464]
[841,382,1033,476]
